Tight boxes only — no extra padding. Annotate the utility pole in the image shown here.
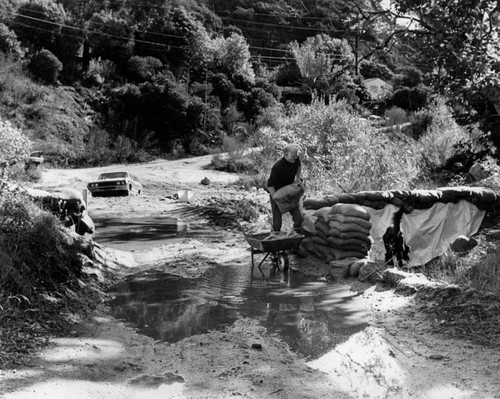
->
[354,27,359,76]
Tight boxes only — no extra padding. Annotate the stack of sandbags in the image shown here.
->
[300,203,373,262]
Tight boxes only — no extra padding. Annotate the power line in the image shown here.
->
[1,7,175,48]
[219,16,347,33]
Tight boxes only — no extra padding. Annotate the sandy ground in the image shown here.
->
[1,155,499,399]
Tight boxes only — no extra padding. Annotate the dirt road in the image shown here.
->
[1,156,499,399]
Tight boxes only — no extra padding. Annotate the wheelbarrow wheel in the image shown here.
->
[278,252,289,271]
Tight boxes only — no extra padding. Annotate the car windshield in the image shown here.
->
[98,172,128,180]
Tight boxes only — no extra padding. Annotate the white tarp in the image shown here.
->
[368,200,485,267]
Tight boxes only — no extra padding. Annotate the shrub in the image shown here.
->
[0,119,32,178]
[29,49,63,84]
[422,247,500,296]
[85,58,117,86]
[391,86,429,111]
[256,98,422,194]
[0,186,82,298]
[126,56,163,82]
[385,106,409,126]
[0,23,25,60]
[418,98,470,169]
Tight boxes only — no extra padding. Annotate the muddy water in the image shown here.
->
[108,262,369,361]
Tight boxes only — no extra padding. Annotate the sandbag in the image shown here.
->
[312,235,329,247]
[329,213,372,230]
[327,221,371,236]
[329,203,370,220]
[357,190,394,202]
[302,210,317,234]
[304,195,339,210]
[326,237,370,252]
[303,198,331,210]
[314,243,334,262]
[314,220,330,237]
[335,193,357,204]
[330,248,368,260]
[410,189,442,203]
[273,183,304,213]
[313,207,332,223]
[327,227,373,244]
[300,236,323,258]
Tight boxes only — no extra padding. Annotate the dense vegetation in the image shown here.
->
[0,0,498,167]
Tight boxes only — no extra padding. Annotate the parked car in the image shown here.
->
[87,171,143,197]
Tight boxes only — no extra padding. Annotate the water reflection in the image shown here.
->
[109,263,369,360]
[308,327,408,399]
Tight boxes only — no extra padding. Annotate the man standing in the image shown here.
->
[267,143,306,258]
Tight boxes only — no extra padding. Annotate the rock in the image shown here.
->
[358,261,385,283]
[251,343,262,350]
[200,177,211,185]
[383,267,413,287]
[349,258,368,277]
[429,354,444,360]
[450,235,478,253]
[328,259,353,280]
[469,163,489,181]
[394,273,432,294]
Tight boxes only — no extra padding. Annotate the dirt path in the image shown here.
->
[1,156,499,399]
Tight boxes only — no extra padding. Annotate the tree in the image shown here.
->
[359,60,393,81]
[289,34,355,95]
[0,23,25,60]
[29,49,63,84]
[126,56,163,82]
[13,0,67,52]
[86,10,135,68]
[376,0,500,154]
[394,66,422,88]
[211,33,255,84]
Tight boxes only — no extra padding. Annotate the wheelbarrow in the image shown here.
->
[244,232,305,272]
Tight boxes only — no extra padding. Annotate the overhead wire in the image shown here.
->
[2,5,421,72]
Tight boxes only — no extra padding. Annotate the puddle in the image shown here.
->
[108,262,369,360]
[92,215,217,251]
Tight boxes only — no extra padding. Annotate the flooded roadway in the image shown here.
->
[96,213,408,397]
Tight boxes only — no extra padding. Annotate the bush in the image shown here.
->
[391,86,429,111]
[0,119,32,178]
[126,56,163,82]
[0,186,82,298]
[256,98,422,194]
[385,106,409,126]
[418,98,470,169]
[0,23,25,60]
[29,49,63,84]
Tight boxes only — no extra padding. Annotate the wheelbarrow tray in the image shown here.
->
[245,232,304,253]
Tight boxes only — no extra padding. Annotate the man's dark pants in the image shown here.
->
[270,195,303,232]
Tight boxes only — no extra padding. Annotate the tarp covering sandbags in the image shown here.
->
[304,187,500,212]
[303,186,496,268]
[368,200,485,267]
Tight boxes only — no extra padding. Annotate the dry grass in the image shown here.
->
[417,236,500,346]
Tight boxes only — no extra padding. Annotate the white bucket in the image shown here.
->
[176,190,195,203]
